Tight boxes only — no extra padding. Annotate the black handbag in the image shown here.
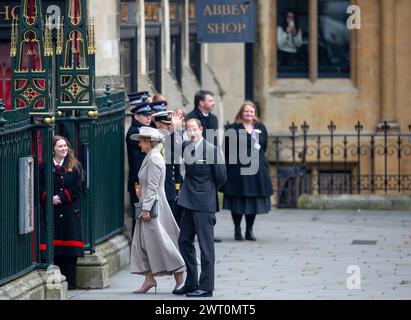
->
[135,199,158,219]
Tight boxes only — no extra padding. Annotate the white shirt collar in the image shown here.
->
[194,137,204,150]
[53,158,65,166]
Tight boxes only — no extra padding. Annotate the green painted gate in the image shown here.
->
[1,0,126,286]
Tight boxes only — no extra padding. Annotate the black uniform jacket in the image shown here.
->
[163,132,183,201]
[40,159,84,257]
[223,122,273,197]
[126,118,147,194]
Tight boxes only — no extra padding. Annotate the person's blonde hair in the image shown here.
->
[140,137,161,149]
[52,136,81,173]
[234,101,259,125]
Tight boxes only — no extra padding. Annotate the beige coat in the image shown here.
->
[130,146,185,275]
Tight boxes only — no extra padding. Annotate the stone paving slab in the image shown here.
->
[69,209,411,300]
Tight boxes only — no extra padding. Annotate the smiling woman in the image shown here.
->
[39,135,84,290]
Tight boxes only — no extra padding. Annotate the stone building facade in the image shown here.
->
[1,0,409,204]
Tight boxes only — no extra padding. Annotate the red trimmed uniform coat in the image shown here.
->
[39,159,84,257]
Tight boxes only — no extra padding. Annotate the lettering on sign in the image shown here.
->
[207,23,247,34]
[202,3,250,16]
[0,5,20,22]
[0,3,64,25]
[196,0,256,43]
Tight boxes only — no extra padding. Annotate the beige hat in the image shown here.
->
[130,126,164,142]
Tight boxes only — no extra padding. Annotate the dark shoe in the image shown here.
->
[214,237,223,243]
[172,285,197,295]
[186,289,213,298]
[245,228,256,241]
[234,227,244,241]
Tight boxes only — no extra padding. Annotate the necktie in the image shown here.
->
[55,164,61,171]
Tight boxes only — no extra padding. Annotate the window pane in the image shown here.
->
[0,42,12,110]
[277,0,309,78]
[170,35,182,86]
[146,37,160,91]
[318,0,350,78]
[120,40,132,94]
[189,33,201,83]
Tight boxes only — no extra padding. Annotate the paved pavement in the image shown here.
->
[69,209,411,300]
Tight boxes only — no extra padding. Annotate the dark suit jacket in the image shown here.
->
[187,107,219,146]
[177,140,226,213]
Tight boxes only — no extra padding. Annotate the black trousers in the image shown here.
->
[178,209,216,292]
[54,255,78,290]
[168,199,183,228]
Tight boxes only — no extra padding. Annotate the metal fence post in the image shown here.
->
[382,121,390,194]
[328,121,336,194]
[355,121,363,194]
[89,118,96,254]
[289,123,297,205]
[42,119,54,265]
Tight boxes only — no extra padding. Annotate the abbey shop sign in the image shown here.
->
[196,0,256,43]
[0,1,65,28]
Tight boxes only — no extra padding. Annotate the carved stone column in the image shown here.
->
[378,0,399,130]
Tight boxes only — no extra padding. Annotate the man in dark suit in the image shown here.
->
[187,90,223,243]
[173,119,226,298]
[126,91,152,237]
[186,90,218,144]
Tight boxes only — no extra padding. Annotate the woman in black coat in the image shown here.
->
[223,101,273,241]
[40,135,83,290]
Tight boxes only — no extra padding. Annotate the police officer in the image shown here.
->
[153,110,184,226]
[150,100,168,128]
[126,91,152,236]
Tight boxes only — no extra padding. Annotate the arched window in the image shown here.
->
[0,42,11,110]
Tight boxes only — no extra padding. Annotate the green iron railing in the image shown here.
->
[1,89,125,286]
[92,90,125,246]
[56,88,125,253]
[0,105,36,286]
